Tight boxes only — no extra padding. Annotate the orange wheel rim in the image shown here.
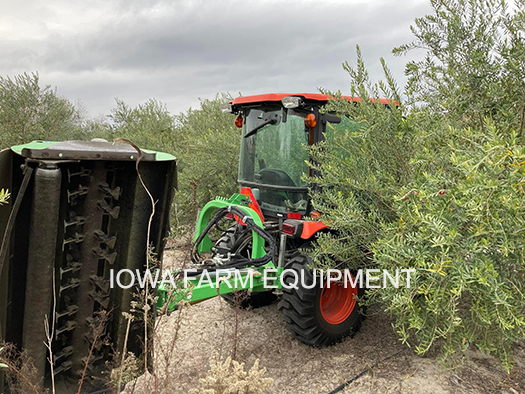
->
[320,276,358,325]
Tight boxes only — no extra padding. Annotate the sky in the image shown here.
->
[0,0,432,119]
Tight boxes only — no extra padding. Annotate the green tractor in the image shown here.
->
[159,93,392,347]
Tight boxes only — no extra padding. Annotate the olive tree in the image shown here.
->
[310,0,525,369]
[0,73,84,148]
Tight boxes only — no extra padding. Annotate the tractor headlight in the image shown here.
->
[282,96,303,109]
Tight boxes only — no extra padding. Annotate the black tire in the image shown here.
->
[278,253,365,347]
[214,225,277,309]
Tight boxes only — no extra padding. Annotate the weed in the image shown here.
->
[189,349,272,394]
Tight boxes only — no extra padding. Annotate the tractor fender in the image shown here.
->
[300,221,329,239]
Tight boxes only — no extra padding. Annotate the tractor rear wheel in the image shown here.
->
[214,225,277,309]
[278,253,364,347]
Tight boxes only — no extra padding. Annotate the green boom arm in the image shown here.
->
[157,194,282,312]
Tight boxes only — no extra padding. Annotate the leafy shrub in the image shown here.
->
[310,0,525,368]
[172,94,241,227]
[0,72,85,148]
[308,51,411,270]
[108,98,176,152]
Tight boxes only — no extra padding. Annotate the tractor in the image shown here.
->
[159,93,393,347]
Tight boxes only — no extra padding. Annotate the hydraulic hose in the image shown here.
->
[190,205,276,275]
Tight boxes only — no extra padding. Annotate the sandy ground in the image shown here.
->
[124,244,525,394]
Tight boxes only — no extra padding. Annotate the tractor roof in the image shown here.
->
[231,93,395,106]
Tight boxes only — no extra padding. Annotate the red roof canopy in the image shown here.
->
[231,93,394,106]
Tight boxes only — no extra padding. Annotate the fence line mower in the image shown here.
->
[0,140,176,391]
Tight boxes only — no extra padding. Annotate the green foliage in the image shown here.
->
[108,98,176,151]
[396,0,525,134]
[310,0,525,368]
[0,72,86,148]
[309,64,412,269]
[376,124,525,369]
[173,94,241,227]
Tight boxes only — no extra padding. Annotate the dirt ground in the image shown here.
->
[124,245,525,394]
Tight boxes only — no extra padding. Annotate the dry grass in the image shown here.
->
[0,343,44,394]
[188,349,272,394]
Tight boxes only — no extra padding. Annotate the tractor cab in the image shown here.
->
[221,93,343,219]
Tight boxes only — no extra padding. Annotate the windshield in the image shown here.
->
[238,108,310,215]
[239,108,310,188]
